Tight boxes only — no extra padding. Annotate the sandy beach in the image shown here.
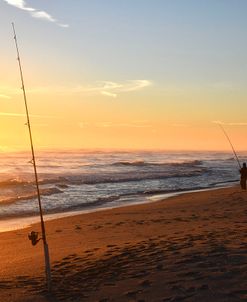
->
[2,0,247,301]
[1,185,247,301]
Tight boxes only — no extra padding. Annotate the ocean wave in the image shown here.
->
[0,177,68,187]
[0,167,208,189]
[74,170,207,185]
[112,160,146,166]
[0,194,122,218]
[170,160,203,166]
[142,187,203,195]
[0,180,231,219]
[0,187,63,206]
[111,159,203,167]
[0,150,243,221]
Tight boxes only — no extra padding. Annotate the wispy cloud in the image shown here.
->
[3,0,34,11]
[28,80,152,98]
[0,94,11,99]
[212,120,247,126]
[0,112,59,119]
[64,80,152,98]
[3,0,68,28]
[0,80,152,99]
[122,80,152,92]
[101,91,117,98]
[98,80,152,95]
[0,112,27,117]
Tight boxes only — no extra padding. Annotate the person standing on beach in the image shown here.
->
[240,163,247,190]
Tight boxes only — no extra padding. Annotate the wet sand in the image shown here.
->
[1,185,247,301]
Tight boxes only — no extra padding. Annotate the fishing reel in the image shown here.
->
[28,231,42,246]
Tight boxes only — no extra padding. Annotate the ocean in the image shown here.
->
[0,150,244,231]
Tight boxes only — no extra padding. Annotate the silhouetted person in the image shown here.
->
[240,162,247,190]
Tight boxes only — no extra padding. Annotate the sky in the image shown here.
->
[1,0,247,151]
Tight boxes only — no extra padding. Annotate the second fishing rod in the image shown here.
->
[218,123,241,170]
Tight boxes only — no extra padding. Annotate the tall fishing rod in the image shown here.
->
[218,123,241,169]
[12,23,52,292]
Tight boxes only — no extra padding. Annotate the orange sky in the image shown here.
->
[1,1,247,152]
[0,87,246,152]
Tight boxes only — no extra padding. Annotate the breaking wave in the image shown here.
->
[0,187,63,206]
[112,159,203,167]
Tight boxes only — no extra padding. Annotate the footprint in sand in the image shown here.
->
[156,263,163,270]
[94,225,102,230]
[0,281,13,289]
[139,279,152,288]
[115,221,125,226]
[106,244,117,248]
[125,290,141,298]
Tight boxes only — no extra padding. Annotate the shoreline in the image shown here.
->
[0,182,236,233]
[1,184,246,301]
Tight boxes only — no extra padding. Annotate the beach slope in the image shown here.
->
[1,186,247,301]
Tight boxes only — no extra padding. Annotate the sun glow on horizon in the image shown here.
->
[1,1,247,152]
[1,82,247,152]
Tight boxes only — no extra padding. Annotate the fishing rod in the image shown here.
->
[218,123,241,169]
[12,23,52,292]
